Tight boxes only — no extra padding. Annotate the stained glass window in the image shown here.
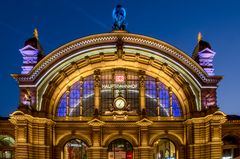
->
[145,76,182,117]
[159,82,170,116]
[69,82,81,116]
[172,94,181,117]
[56,69,182,117]
[82,75,94,116]
[57,93,67,117]
[145,76,157,116]
[56,75,94,117]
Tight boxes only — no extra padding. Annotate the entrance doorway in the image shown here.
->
[0,135,15,159]
[63,139,88,159]
[107,139,133,159]
[153,138,176,159]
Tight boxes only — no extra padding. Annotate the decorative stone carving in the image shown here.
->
[88,118,105,127]
[198,48,216,76]
[19,45,39,74]
[136,118,153,127]
[22,88,32,107]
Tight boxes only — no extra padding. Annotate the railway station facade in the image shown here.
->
[1,5,240,159]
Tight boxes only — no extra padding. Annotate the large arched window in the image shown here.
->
[153,138,176,159]
[64,139,88,159]
[56,69,182,117]
[56,75,94,117]
[0,135,15,159]
[145,76,181,117]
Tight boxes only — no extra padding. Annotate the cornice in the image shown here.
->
[12,32,221,85]
[9,111,55,125]
[184,111,227,125]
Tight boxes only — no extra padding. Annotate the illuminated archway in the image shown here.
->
[222,135,240,159]
[107,139,133,159]
[63,139,88,159]
[0,135,15,159]
[12,32,221,118]
[153,138,176,159]
[55,68,183,118]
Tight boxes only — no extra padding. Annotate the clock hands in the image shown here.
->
[119,100,123,106]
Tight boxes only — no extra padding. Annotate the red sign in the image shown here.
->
[115,75,125,82]
[127,152,133,159]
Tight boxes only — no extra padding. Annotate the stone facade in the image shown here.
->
[1,30,240,159]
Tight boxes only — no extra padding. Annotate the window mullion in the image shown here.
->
[168,87,173,117]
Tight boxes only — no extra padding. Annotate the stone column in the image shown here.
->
[94,70,101,112]
[66,86,70,118]
[139,71,145,113]
[9,113,29,159]
[156,78,160,116]
[79,77,84,116]
[168,87,173,117]
[136,118,153,159]
[88,118,105,159]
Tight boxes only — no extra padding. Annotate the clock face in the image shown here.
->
[114,98,126,109]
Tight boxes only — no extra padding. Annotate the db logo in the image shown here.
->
[115,75,125,82]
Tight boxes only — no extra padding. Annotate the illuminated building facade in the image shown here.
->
[1,5,240,159]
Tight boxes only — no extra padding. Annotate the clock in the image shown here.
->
[114,97,126,110]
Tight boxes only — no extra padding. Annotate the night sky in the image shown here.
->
[0,0,240,117]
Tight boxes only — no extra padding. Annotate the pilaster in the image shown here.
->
[185,111,226,159]
[9,111,55,159]
[139,71,145,112]
[94,69,101,112]
[88,118,105,159]
[136,118,153,159]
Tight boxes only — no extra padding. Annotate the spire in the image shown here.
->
[192,33,216,76]
[19,29,45,74]
[197,32,202,42]
[33,28,39,40]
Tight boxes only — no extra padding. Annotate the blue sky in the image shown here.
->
[0,0,240,116]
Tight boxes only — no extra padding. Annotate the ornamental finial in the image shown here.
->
[33,28,39,40]
[112,5,127,30]
[197,32,202,42]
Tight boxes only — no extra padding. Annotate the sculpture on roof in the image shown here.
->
[112,5,127,30]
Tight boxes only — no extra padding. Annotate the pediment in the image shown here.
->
[19,45,39,56]
[136,118,153,127]
[88,118,105,126]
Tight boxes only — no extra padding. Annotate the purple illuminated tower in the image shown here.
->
[19,28,44,74]
[192,32,216,76]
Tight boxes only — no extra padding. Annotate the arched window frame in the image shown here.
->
[56,69,182,117]
[145,76,182,117]
[56,75,94,117]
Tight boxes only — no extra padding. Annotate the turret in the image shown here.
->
[19,28,44,74]
[192,32,216,76]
